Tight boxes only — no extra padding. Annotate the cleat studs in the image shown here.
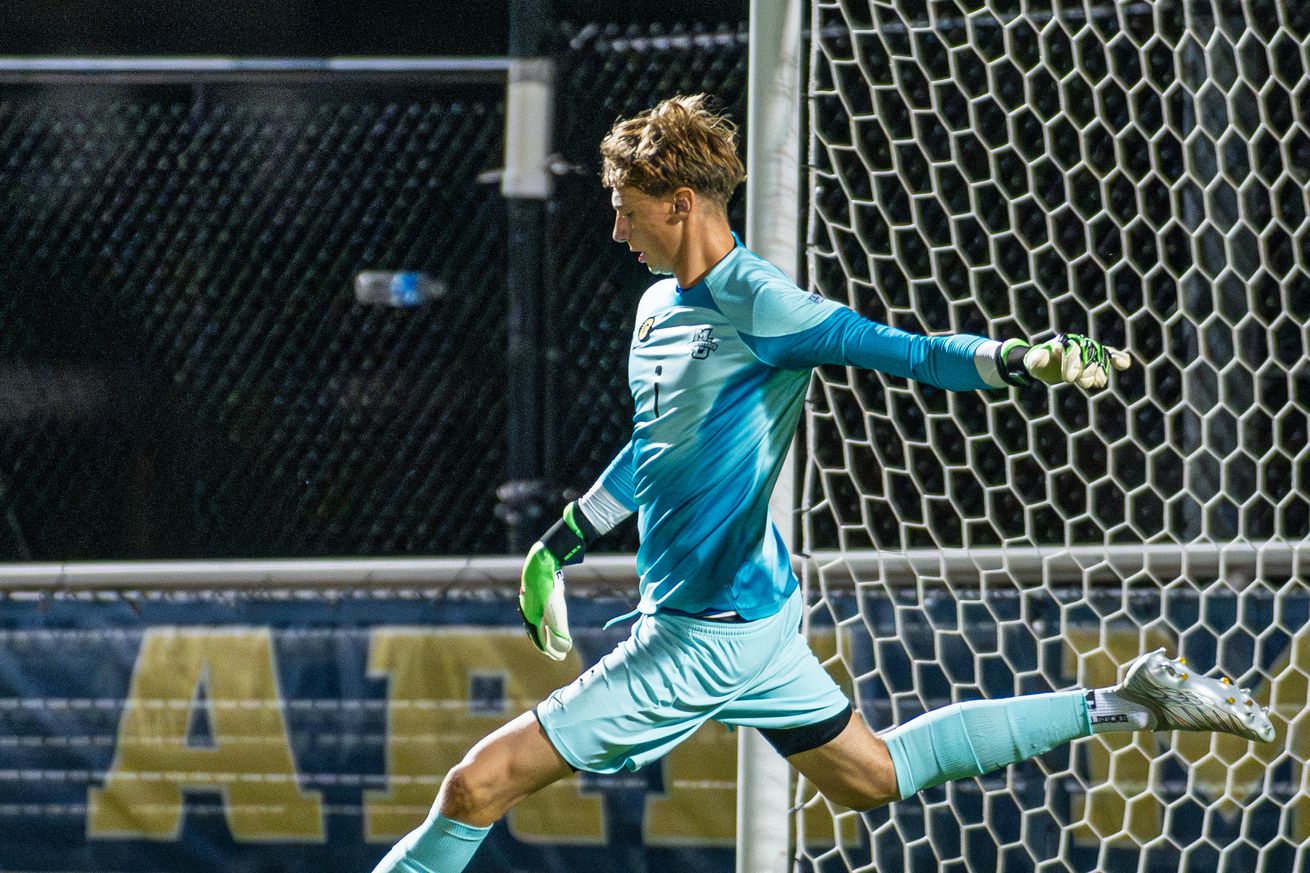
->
[1121,649,1273,742]
[1179,657,1187,665]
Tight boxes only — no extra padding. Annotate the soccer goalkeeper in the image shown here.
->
[370,95,1274,873]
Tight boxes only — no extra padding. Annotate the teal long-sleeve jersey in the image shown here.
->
[576,234,1008,621]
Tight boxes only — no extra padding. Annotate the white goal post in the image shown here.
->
[743,1,809,872]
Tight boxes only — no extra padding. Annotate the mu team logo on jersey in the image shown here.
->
[690,327,719,359]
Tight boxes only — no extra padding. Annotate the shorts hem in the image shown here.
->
[721,695,852,734]
[757,702,854,757]
[534,705,615,775]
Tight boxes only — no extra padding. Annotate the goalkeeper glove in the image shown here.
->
[519,501,597,660]
[997,333,1132,389]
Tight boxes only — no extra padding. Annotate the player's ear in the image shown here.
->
[670,187,694,222]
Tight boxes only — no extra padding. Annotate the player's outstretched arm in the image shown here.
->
[519,502,598,660]
[995,333,1132,390]
[712,271,1132,393]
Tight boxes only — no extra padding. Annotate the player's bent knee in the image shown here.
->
[438,762,501,824]
[436,766,478,820]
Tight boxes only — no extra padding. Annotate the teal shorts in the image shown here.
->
[535,590,851,774]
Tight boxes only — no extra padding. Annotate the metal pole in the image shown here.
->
[3,541,1302,592]
[0,56,511,85]
[741,0,805,870]
[498,0,556,553]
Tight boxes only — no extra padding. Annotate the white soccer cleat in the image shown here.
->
[1117,648,1275,743]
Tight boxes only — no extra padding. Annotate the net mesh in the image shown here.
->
[799,2,1309,871]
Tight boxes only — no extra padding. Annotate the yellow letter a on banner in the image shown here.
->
[88,628,324,841]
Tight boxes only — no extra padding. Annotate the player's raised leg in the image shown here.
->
[370,710,573,873]
[789,649,1274,809]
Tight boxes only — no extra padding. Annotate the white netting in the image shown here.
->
[799,2,1309,872]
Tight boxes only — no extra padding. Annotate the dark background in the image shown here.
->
[0,0,747,56]
[0,2,751,560]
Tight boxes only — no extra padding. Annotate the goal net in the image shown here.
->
[798,2,1309,871]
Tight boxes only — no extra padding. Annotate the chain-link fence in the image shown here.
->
[0,19,750,561]
[0,80,510,559]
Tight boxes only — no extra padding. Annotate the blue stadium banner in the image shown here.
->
[0,594,759,873]
[0,586,1301,872]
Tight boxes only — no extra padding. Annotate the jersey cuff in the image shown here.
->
[576,484,633,536]
[973,339,1007,388]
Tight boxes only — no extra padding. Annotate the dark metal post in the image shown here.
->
[498,0,555,553]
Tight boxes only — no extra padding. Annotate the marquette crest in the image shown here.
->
[690,326,719,359]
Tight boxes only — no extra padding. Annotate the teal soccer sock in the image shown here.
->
[881,690,1092,799]
[370,811,491,873]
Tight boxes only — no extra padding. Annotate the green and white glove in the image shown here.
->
[518,502,596,660]
[997,333,1132,389]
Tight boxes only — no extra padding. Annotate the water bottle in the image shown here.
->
[353,271,446,307]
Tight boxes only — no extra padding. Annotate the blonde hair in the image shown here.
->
[600,94,745,206]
